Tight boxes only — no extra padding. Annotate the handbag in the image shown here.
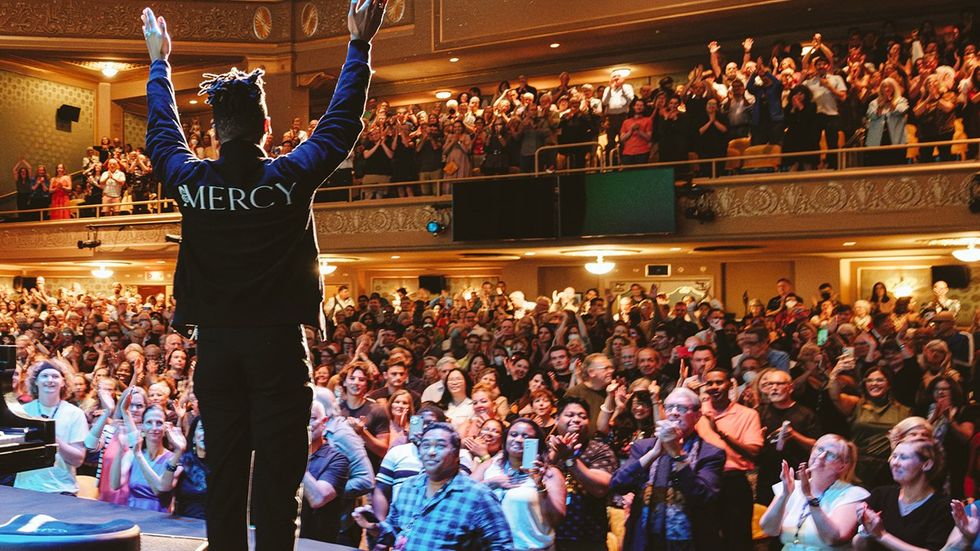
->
[443,159,459,176]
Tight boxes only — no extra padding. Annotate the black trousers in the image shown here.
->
[719,470,754,551]
[194,325,313,551]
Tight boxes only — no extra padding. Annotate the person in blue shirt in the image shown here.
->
[140,1,386,548]
[352,422,513,551]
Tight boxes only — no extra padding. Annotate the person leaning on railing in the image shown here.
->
[865,77,909,166]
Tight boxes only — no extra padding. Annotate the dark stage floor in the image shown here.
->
[0,486,357,550]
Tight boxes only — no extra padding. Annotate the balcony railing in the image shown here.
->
[2,138,978,222]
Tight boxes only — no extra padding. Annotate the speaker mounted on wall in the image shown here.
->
[931,265,971,289]
[418,275,446,294]
[56,104,81,132]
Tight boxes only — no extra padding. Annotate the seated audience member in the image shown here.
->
[353,422,513,550]
[15,360,89,495]
[855,436,954,550]
[760,434,868,549]
[609,387,725,550]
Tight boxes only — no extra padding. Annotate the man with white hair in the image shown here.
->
[610,387,725,550]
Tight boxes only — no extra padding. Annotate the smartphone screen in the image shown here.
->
[816,327,828,346]
[409,415,424,439]
[522,438,539,470]
[841,346,854,358]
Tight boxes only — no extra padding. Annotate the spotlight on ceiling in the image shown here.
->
[426,220,447,236]
[584,255,615,275]
[164,234,182,244]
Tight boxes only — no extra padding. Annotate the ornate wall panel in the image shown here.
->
[294,0,414,41]
[0,0,290,42]
[0,69,94,190]
[123,112,147,150]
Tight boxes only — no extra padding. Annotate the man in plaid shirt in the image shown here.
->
[353,422,512,550]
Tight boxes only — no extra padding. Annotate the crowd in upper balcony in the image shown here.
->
[7,11,980,219]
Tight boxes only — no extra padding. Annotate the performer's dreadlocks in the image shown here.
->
[197,68,267,142]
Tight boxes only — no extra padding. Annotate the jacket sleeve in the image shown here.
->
[275,40,371,195]
[145,59,203,199]
[609,438,653,494]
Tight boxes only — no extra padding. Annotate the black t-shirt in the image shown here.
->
[888,358,922,409]
[756,402,821,504]
[362,139,392,175]
[299,442,350,543]
[863,485,952,550]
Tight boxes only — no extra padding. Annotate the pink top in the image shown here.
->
[697,401,764,472]
[97,425,130,504]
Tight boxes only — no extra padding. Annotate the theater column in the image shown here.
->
[246,54,310,142]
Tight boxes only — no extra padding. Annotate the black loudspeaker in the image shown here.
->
[57,104,81,123]
[932,265,971,289]
[419,275,446,294]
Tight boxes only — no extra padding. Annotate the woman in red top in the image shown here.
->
[49,163,72,220]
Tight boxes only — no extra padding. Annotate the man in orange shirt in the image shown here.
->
[696,365,764,551]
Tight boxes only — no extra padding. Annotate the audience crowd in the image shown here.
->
[3,271,980,550]
[8,14,980,218]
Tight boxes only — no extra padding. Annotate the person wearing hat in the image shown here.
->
[14,360,89,495]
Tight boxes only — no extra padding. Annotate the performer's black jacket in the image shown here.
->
[145,41,371,333]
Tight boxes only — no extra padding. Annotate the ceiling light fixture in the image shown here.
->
[449,57,459,63]
[952,241,980,262]
[524,252,536,256]
[91,265,114,279]
[610,67,632,78]
[319,261,337,275]
[549,43,560,49]
[390,255,401,259]
[584,255,615,275]
[842,241,856,246]
[434,90,452,100]
[101,63,119,78]
[189,99,198,105]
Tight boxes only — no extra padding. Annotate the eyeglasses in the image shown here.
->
[760,381,790,388]
[664,403,694,414]
[814,446,842,462]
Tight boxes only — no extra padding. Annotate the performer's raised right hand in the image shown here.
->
[348,0,387,43]
[141,7,172,62]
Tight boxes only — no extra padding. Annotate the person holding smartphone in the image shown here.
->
[471,418,565,550]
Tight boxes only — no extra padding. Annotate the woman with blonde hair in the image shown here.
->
[855,436,953,549]
[866,77,909,166]
[761,434,869,549]
[888,417,935,449]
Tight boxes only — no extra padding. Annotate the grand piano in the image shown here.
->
[0,345,56,475]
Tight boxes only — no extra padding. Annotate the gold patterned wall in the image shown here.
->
[123,112,147,150]
[0,69,95,190]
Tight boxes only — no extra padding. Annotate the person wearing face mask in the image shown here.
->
[697,366,764,551]
[610,387,725,550]
[829,362,911,489]
[694,308,737,370]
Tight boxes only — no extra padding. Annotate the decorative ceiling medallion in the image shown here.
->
[253,6,273,40]
[301,3,319,37]
[386,0,406,23]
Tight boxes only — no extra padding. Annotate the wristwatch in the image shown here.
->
[564,457,575,468]
[806,496,821,508]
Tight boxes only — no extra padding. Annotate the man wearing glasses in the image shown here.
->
[610,387,725,550]
[755,369,820,506]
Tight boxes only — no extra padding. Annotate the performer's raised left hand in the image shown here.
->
[141,7,172,62]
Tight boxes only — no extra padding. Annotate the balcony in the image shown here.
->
[1,141,978,265]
